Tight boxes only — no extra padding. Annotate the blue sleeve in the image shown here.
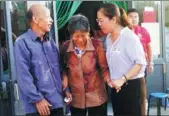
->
[50,39,63,70]
[50,39,70,92]
[14,39,44,103]
[64,87,70,92]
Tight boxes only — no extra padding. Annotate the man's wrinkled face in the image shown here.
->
[35,8,53,32]
[128,12,139,26]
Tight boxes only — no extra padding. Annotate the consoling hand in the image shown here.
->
[110,77,126,92]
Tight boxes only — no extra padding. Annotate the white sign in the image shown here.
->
[141,22,160,59]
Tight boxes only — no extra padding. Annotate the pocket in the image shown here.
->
[67,59,79,71]
[51,49,59,65]
[111,50,121,56]
[36,79,56,96]
[31,61,44,80]
[31,60,42,67]
[70,83,82,93]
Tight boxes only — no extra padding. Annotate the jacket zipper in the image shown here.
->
[74,51,86,108]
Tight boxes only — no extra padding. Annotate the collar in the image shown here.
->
[27,29,49,41]
[67,38,95,52]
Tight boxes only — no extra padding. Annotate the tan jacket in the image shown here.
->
[60,38,110,109]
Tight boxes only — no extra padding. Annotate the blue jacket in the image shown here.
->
[14,29,63,114]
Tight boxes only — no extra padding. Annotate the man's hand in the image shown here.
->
[35,99,52,116]
[147,65,154,74]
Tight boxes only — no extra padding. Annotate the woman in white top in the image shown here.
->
[96,3,146,116]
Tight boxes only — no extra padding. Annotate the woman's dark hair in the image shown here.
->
[98,3,132,29]
[67,14,90,36]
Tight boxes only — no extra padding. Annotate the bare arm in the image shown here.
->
[146,43,154,74]
[111,35,146,91]
[123,64,142,80]
[147,43,153,64]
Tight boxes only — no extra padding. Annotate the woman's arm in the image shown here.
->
[123,64,142,80]
[111,35,146,91]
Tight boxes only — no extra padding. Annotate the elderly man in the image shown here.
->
[14,4,66,116]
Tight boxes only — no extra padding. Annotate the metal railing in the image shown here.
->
[0,1,25,116]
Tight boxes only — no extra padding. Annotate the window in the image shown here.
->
[0,1,53,77]
[165,1,169,61]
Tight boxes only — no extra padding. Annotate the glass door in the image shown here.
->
[164,1,169,89]
[132,1,166,95]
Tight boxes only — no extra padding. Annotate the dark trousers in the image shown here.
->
[26,108,64,116]
[70,103,107,116]
[111,78,142,116]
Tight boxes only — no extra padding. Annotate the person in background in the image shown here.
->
[93,28,107,50]
[1,27,17,72]
[127,8,154,115]
[14,4,66,116]
[60,14,112,116]
[96,4,146,116]
[127,9,153,74]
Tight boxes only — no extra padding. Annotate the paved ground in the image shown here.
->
[107,102,169,115]
[65,102,169,115]
[148,106,169,115]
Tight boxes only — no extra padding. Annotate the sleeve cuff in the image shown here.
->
[135,59,147,66]
[28,94,44,103]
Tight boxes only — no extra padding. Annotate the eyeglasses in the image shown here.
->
[96,19,105,24]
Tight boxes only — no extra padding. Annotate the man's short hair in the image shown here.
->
[26,9,33,22]
[127,8,138,15]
